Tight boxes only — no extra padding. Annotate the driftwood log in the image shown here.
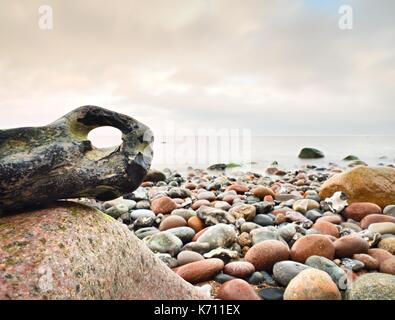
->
[0,106,153,214]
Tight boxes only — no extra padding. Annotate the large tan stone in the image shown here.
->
[320,166,395,209]
[0,202,207,300]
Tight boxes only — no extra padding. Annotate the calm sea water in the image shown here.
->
[150,135,395,173]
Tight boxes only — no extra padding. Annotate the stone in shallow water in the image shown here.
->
[0,106,153,214]
[298,147,325,159]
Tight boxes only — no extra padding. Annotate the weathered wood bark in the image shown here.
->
[0,106,153,214]
[0,203,208,300]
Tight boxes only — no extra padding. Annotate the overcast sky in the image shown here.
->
[0,0,394,138]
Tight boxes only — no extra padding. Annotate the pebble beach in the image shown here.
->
[90,151,395,301]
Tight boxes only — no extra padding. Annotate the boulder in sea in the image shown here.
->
[0,203,207,299]
[298,148,325,159]
[319,166,395,209]
[207,163,227,171]
[343,155,359,161]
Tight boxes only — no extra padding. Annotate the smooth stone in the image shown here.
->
[159,215,187,231]
[151,196,178,215]
[197,223,237,249]
[135,200,151,209]
[214,273,237,284]
[360,214,395,229]
[319,166,395,209]
[130,209,156,220]
[143,231,183,256]
[247,271,266,285]
[228,204,256,221]
[284,268,341,300]
[133,216,155,228]
[181,242,211,254]
[258,288,284,300]
[305,210,323,222]
[343,202,382,222]
[217,279,261,300]
[383,205,395,217]
[226,183,249,194]
[187,216,205,233]
[191,199,211,210]
[254,201,274,214]
[240,222,261,233]
[368,248,394,265]
[176,258,224,284]
[134,227,160,239]
[214,201,232,211]
[197,191,216,201]
[156,253,178,268]
[167,227,196,243]
[368,222,395,235]
[105,204,129,219]
[252,186,275,199]
[341,222,362,232]
[171,208,196,220]
[317,214,342,224]
[197,206,235,225]
[203,248,239,260]
[290,234,335,263]
[312,220,340,238]
[176,251,204,266]
[292,199,320,214]
[277,224,297,242]
[224,261,255,278]
[346,273,395,300]
[103,197,136,210]
[334,235,369,258]
[343,155,359,161]
[245,240,290,271]
[250,227,285,245]
[272,261,309,286]
[380,258,395,275]
[143,169,166,182]
[167,187,191,199]
[342,258,365,272]
[352,253,379,270]
[378,237,395,254]
[253,214,274,226]
[305,255,347,288]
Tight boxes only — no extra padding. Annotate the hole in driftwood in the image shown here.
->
[88,126,123,149]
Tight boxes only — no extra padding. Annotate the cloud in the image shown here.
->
[0,0,394,136]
